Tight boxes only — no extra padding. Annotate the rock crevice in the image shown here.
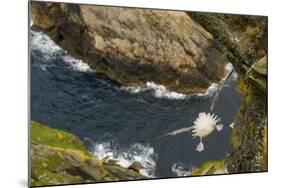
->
[187,12,267,173]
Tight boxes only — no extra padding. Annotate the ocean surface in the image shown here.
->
[30,30,242,178]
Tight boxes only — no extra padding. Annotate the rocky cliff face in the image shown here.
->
[30,1,268,175]
[188,12,267,173]
[31,2,228,94]
[30,121,146,186]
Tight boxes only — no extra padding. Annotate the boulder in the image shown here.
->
[247,55,267,92]
[252,56,267,76]
[128,162,144,172]
[107,159,119,166]
[31,1,228,94]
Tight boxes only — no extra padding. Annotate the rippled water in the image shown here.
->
[30,30,242,178]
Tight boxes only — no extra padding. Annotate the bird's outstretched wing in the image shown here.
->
[210,69,234,112]
[150,126,193,142]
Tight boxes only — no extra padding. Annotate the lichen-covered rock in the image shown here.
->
[225,78,267,173]
[188,12,267,72]
[187,13,267,173]
[30,121,146,187]
[31,1,228,94]
[252,56,267,76]
[190,160,227,176]
[247,56,267,92]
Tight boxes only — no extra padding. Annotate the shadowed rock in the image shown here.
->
[128,162,145,173]
[187,12,267,173]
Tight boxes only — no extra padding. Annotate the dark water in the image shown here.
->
[30,30,242,178]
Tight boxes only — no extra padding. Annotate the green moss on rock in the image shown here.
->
[31,121,91,156]
[30,121,146,187]
[191,160,227,176]
[226,77,267,173]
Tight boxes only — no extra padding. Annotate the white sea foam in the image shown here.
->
[146,82,187,100]
[225,62,234,72]
[31,30,62,58]
[122,86,144,94]
[122,63,239,100]
[121,82,188,100]
[62,55,93,72]
[196,83,219,98]
[31,30,93,72]
[231,71,238,81]
[172,163,195,177]
[91,142,157,178]
[225,62,238,81]
[172,163,187,176]
[31,29,237,93]
[121,81,219,100]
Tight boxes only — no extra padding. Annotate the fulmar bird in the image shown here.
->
[151,66,234,152]
[191,112,223,152]
[151,112,223,152]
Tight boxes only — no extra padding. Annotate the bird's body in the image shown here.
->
[192,116,216,138]
[192,112,223,152]
[192,113,222,137]
[151,112,223,152]
[151,66,234,152]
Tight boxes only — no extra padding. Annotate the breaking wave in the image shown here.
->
[121,81,219,100]
[121,63,238,100]
[88,140,157,178]
[61,55,92,73]
[121,82,188,100]
[30,30,93,73]
[30,30,62,59]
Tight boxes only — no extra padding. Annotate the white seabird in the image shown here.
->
[151,112,223,152]
[192,112,223,152]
